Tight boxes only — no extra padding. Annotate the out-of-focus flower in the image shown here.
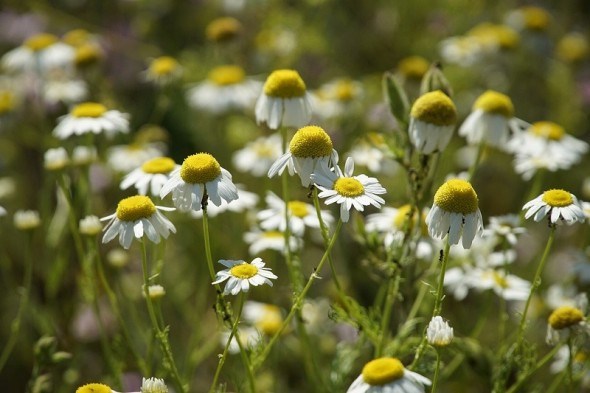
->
[409,90,457,154]
[44,147,69,171]
[144,56,183,86]
[347,133,397,174]
[75,383,117,393]
[142,284,166,300]
[212,258,277,295]
[72,146,97,166]
[243,301,283,336]
[346,357,431,393]
[505,6,551,32]
[467,23,520,51]
[53,102,130,139]
[107,143,165,174]
[2,33,75,74]
[556,33,589,63]
[427,316,454,347]
[244,228,302,255]
[310,78,363,120]
[120,157,179,197]
[190,185,258,218]
[232,134,282,177]
[546,301,589,345]
[220,326,261,354]
[484,214,526,245]
[523,189,585,225]
[106,248,129,268]
[14,209,41,230]
[79,215,102,236]
[444,266,530,301]
[43,72,88,105]
[396,56,430,81]
[205,17,242,43]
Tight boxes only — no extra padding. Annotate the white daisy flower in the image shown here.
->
[484,214,526,245]
[242,301,283,336]
[409,90,457,154]
[312,157,386,223]
[546,302,590,345]
[79,215,102,236]
[53,102,130,139]
[439,36,487,66]
[427,316,454,347]
[458,90,523,148]
[100,195,176,250]
[212,258,278,295]
[187,65,261,114]
[160,153,238,212]
[2,33,75,74]
[107,143,165,174]
[232,134,282,177]
[310,78,363,120]
[243,228,302,255]
[347,357,431,393]
[144,56,183,86]
[255,69,312,130]
[257,191,333,237]
[141,377,169,393]
[522,189,585,225]
[44,147,69,171]
[120,157,179,196]
[43,74,88,106]
[220,326,261,355]
[14,210,41,231]
[475,268,531,301]
[347,138,397,175]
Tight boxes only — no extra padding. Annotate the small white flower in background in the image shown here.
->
[191,184,259,218]
[142,285,166,300]
[101,195,176,249]
[232,134,282,177]
[141,377,168,393]
[120,157,179,196]
[439,36,486,66]
[546,297,589,345]
[0,205,6,216]
[43,74,88,106]
[243,301,283,336]
[580,201,590,221]
[53,102,130,139]
[212,258,277,295]
[79,215,102,236]
[409,90,457,154]
[187,65,261,114]
[220,326,261,354]
[427,316,454,347]
[444,265,530,301]
[504,5,551,32]
[257,191,333,237]
[484,214,526,245]
[255,69,312,130]
[14,210,41,230]
[313,157,386,223]
[44,147,69,171]
[106,248,129,268]
[268,125,339,187]
[243,228,302,255]
[347,138,397,175]
[107,143,164,173]
[72,146,97,166]
[426,179,484,248]
[346,357,431,393]
[310,78,363,120]
[144,56,183,86]
[2,33,75,74]
[522,189,585,225]
[160,153,238,212]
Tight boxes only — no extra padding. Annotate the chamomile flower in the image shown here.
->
[458,90,522,148]
[53,102,130,139]
[243,228,302,255]
[186,65,261,114]
[160,153,238,212]
[313,157,386,223]
[546,302,589,345]
[14,210,41,230]
[409,90,457,154]
[76,383,118,393]
[347,357,431,393]
[347,134,397,174]
[101,195,176,249]
[427,316,454,347]
[120,157,179,196]
[44,147,69,171]
[396,56,430,81]
[144,56,183,86]
[232,134,283,176]
[484,214,526,245]
[255,69,312,130]
[426,179,483,248]
[310,78,363,120]
[268,125,339,187]
[79,215,102,236]
[2,33,75,74]
[107,143,165,173]
[257,191,333,237]
[141,377,169,393]
[505,6,551,32]
[220,326,261,354]
[205,17,242,43]
[522,189,585,225]
[212,258,277,295]
[243,301,283,336]
[43,74,88,105]
[444,266,530,301]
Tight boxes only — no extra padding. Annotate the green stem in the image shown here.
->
[505,342,564,393]
[431,348,441,393]
[375,268,401,357]
[467,140,486,181]
[566,337,574,391]
[202,204,217,283]
[57,175,85,262]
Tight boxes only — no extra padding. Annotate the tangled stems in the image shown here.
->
[253,219,343,371]
[505,341,564,393]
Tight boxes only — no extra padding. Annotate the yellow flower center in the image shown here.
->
[334,80,356,101]
[334,177,364,197]
[0,91,15,114]
[362,357,405,386]
[548,306,584,330]
[262,231,283,238]
[289,126,333,158]
[473,90,514,117]
[469,23,519,49]
[367,132,385,146]
[253,142,276,157]
[208,65,245,86]
[522,6,550,31]
[180,153,221,184]
[434,179,479,214]
[263,69,306,98]
[255,305,283,335]
[75,43,102,66]
[397,56,430,79]
[76,383,112,393]
[24,33,58,51]
[288,201,309,218]
[63,29,91,47]
[141,157,176,174]
[71,102,108,118]
[116,196,156,222]
[574,351,588,363]
[150,56,179,76]
[410,90,457,126]
[541,189,573,207]
[487,271,508,288]
[230,263,259,279]
[557,33,589,63]
[530,121,565,140]
[393,204,428,235]
[205,17,242,42]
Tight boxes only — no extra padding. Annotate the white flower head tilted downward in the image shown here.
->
[101,195,176,249]
[312,157,386,223]
[120,157,179,196]
[522,189,585,225]
[53,102,130,139]
[255,69,312,130]
[347,357,431,393]
[212,258,278,295]
[458,90,522,148]
[268,125,339,187]
[160,152,238,212]
[409,90,457,154]
[426,178,484,249]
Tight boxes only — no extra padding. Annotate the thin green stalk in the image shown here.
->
[375,268,401,357]
[57,175,85,262]
[520,170,545,224]
[516,226,555,343]
[431,349,442,393]
[505,342,564,393]
[566,337,574,391]
[201,203,217,283]
[467,140,486,181]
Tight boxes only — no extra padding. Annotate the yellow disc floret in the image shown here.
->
[521,6,550,31]
[530,121,565,140]
[410,90,457,126]
[71,102,108,118]
[76,383,112,393]
[548,306,584,330]
[63,29,91,47]
[230,263,259,279]
[542,189,573,207]
[434,179,479,214]
[397,56,430,79]
[75,43,102,67]
[208,65,245,85]
[205,17,242,42]
[116,196,156,222]
[334,79,356,101]
[334,177,365,197]
[556,33,589,63]
[263,69,306,98]
[288,201,309,218]
[473,90,514,117]
[289,126,333,158]
[150,56,179,76]
[24,33,58,51]
[362,357,405,386]
[0,91,15,114]
[180,153,221,184]
[141,157,176,174]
